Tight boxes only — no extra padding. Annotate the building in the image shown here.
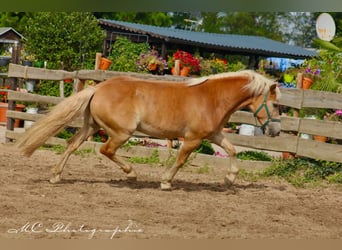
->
[98,19,317,69]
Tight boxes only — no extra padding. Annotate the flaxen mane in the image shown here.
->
[186,70,281,100]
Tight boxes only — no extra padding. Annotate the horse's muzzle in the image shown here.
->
[264,122,281,137]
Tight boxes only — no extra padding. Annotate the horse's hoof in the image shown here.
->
[126,171,137,181]
[160,182,172,191]
[49,175,61,184]
[224,175,235,187]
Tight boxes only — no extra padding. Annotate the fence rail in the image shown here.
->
[4,64,342,164]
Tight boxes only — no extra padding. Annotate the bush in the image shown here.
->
[108,36,149,72]
[37,80,73,97]
[196,140,215,155]
[24,12,105,71]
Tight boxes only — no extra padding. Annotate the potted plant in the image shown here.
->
[169,50,200,76]
[0,50,11,67]
[137,49,167,74]
[302,67,320,89]
[22,54,35,67]
[302,50,342,92]
[199,54,229,76]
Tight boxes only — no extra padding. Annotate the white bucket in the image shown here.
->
[239,124,255,136]
[24,107,38,129]
[25,80,36,92]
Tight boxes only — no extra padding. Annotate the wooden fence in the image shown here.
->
[4,64,342,164]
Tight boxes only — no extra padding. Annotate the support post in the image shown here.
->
[6,41,20,142]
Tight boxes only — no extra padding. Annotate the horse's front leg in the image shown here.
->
[210,133,239,186]
[161,139,201,190]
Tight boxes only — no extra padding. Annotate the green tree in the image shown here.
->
[23,12,105,71]
[281,12,316,47]
[0,12,33,34]
[200,13,224,33]
[219,12,285,41]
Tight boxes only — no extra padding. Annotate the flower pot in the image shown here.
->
[99,57,112,70]
[24,107,39,129]
[63,78,73,83]
[148,63,157,71]
[284,74,294,83]
[22,60,33,67]
[34,61,44,68]
[313,135,328,142]
[180,66,190,77]
[171,67,178,75]
[25,79,36,92]
[282,152,295,160]
[302,77,313,89]
[0,102,25,127]
[0,56,11,66]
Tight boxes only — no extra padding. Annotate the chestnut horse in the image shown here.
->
[16,70,281,190]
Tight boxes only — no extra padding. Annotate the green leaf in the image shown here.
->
[313,38,342,52]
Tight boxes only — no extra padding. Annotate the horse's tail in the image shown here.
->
[16,87,96,157]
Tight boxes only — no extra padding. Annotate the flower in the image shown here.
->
[304,67,320,78]
[137,49,167,74]
[325,109,342,122]
[170,50,201,73]
[0,85,10,103]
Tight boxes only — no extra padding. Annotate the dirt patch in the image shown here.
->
[0,143,341,239]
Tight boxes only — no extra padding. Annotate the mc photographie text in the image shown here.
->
[7,220,143,239]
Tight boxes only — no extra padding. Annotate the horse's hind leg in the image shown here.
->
[100,137,137,180]
[50,125,98,184]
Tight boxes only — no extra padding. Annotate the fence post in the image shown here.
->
[6,41,20,142]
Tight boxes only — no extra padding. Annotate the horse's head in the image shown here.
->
[249,83,281,137]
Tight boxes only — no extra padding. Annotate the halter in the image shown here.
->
[253,91,281,131]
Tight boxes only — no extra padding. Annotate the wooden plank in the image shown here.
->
[297,139,342,163]
[8,63,187,82]
[229,111,255,125]
[6,111,84,127]
[8,91,63,105]
[8,63,76,80]
[303,89,342,109]
[280,116,300,132]
[299,119,342,139]
[279,88,303,109]
[225,133,298,153]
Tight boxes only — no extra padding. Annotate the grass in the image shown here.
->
[238,157,342,187]
[40,144,95,157]
[40,144,342,187]
[128,149,160,166]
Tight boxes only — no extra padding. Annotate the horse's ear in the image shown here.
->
[269,83,277,96]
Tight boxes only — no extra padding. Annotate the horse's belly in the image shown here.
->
[137,122,183,139]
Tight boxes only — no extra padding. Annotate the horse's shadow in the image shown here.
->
[31,177,270,193]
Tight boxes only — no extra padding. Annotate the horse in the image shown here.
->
[16,70,281,190]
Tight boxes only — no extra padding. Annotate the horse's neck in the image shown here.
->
[217,81,253,110]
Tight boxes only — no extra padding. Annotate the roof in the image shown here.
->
[0,27,25,43]
[99,19,317,59]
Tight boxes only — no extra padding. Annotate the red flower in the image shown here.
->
[98,129,106,136]
[172,50,201,73]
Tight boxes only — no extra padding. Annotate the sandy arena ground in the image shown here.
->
[0,142,341,239]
